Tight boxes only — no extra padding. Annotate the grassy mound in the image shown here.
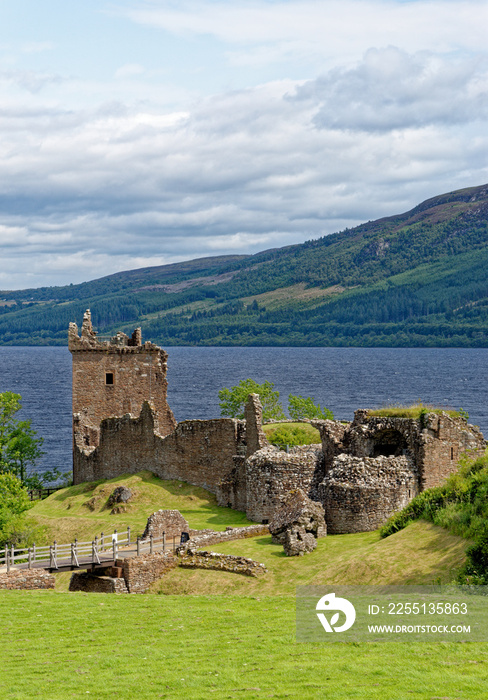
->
[262,421,321,447]
[26,471,254,546]
[152,521,467,596]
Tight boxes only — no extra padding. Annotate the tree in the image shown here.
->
[0,392,44,486]
[288,394,334,421]
[218,379,285,421]
[0,472,31,547]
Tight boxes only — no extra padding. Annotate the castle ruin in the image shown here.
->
[69,313,486,534]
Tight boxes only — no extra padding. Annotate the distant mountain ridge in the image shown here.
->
[1,183,487,347]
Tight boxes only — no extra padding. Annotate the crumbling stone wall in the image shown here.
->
[319,454,419,534]
[178,550,267,577]
[244,393,269,457]
[269,489,326,544]
[70,310,176,451]
[0,570,55,590]
[73,401,246,491]
[314,410,485,494]
[244,445,324,523]
[69,572,128,593]
[184,524,269,550]
[418,412,486,490]
[142,510,189,540]
[119,551,178,594]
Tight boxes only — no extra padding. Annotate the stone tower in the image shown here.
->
[69,310,176,451]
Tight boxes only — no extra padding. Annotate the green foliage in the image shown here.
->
[288,394,333,421]
[264,423,321,449]
[0,391,44,486]
[218,379,285,421]
[0,472,32,547]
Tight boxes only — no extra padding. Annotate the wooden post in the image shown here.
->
[28,548,32,569]
[6,550,10,573]
[74,538,78,557]
[127,526,131,544]
[91,541,95,564]
[49,545,53,569]
[94,535,98,553]
[100,532,104,550]
[4,545,7,567]
[136,537,140,556]
[150,535,153,554]
[71,543,74,567]
[112,538,117,561]
[11,544,14,566]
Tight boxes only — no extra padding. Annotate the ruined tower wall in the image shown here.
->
[319,454,419,534]
[419,413,486,490]
[69,310,176,446]
[71,346,176,439]
[244,446,324,523]
[73,402,246,493]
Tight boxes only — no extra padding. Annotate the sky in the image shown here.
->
[0,0,487,290]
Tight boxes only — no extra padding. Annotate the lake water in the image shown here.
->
[0,346,487,480]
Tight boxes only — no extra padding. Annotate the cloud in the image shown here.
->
[122,0,488,59]
[0,6,487,290]
[291,48,488,131]
[0,69,64,94]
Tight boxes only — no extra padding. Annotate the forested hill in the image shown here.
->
[1,183,488,347]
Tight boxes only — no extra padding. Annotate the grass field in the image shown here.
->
[1,591,487,700]
[4,473,486,699]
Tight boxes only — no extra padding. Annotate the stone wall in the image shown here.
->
[184,524,269,550]
[244,393,269,457]
[142,510,190,540]
[70,310,176,450]
[178,550,267,577]
[69,572,128,593]
[119,551,178,594]
[319,454,419,534]
[244,445,324,523]
[0,569,55,590]
[418,412,486,490]
[73,401,246,491]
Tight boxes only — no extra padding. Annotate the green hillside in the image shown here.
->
[1,183,487,346]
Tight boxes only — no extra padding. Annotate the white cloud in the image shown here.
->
[292,48,488,131]
[123,0,488,59]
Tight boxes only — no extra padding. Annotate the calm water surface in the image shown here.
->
[0,346,486,479]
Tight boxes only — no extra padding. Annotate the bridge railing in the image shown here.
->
[0,527,185,572]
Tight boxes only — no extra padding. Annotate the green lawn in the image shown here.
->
[1,591,487,700]
[6,473,485,699]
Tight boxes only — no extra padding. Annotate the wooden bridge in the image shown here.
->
[0,528,185,574]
